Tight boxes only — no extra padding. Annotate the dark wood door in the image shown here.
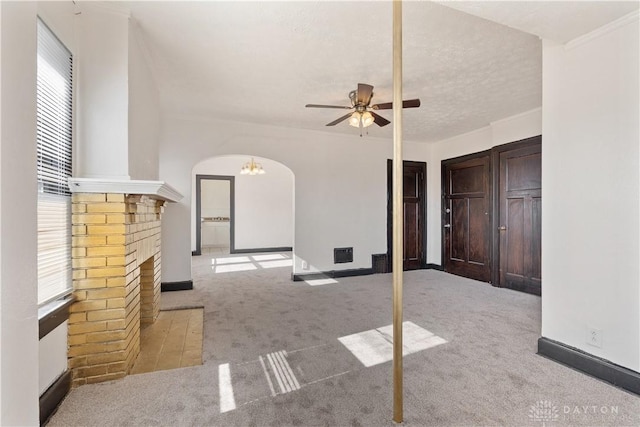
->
[497,144,541,295]
[387,160,426,271]
[442,154,491,282]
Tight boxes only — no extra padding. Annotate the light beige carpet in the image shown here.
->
[48,252,640,426]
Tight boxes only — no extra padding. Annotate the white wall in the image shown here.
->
[426,108,542,265]
[75,4,130,179]
[542,14,640,372]
[160,116,429,281]
[39,322,68,394]
[0,2,39,424]
[192,156,294,251]
[201,180,230,218]
[128,20,160,180]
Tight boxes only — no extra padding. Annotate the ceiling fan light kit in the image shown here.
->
[305,83,421,135]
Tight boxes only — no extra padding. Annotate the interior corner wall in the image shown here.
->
[541,16,640,372]
[159,116,429,282]
[0,2,39,424]
[425,108,542,266]
[128,21,160,180]
[192,156,294,251]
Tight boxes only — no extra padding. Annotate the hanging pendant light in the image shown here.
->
[240,158,266,175]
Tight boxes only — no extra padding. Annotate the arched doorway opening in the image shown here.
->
[191,155,295,260]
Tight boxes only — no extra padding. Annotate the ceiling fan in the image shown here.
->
[305,83,421,129]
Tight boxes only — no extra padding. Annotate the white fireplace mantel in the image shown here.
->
[68,178,183,202]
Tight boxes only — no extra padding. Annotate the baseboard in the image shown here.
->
[292,268,374,282]
[191,250,200,256]
[537,337,640,396]
[161,280,193,292]
[426,263,444,271]
[40,369,71,425]
[231,246,293,254]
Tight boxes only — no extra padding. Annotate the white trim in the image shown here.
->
[489,107,542,127]
[68,178,183,202]
[566,9,639,51]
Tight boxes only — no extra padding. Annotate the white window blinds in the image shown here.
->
[37,18,73,305]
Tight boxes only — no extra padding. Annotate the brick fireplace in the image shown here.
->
[67,179,181,387]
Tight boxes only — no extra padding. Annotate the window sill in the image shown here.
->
[38,295,74,339]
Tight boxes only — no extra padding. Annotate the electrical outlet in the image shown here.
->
[587,327,603,348]
[302,261,309,270]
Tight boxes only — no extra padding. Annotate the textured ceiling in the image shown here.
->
[125,1,636,142]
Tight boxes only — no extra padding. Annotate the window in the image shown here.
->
[37,18,73,305]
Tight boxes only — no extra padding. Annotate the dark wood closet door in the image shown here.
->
[387,160,426,271]
[498,144,541,295]
[442,155,491,282]
[403,163,425,270]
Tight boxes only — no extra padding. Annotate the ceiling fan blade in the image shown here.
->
[306,104,352,109]
[371,98,421,110]
[326,113,353,126]
[357,83,374,105]
[371,111,391,127]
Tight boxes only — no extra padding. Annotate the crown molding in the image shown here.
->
[566,9,639,51]
[68,178,183,202]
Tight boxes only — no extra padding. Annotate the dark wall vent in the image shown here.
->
[334,247,353,264]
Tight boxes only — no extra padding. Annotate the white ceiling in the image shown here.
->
[126,1,638,142]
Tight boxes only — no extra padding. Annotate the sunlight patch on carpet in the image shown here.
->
[338,321,447,367]
[305,278,339,286]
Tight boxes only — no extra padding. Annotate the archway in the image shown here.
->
[191,155,295,265]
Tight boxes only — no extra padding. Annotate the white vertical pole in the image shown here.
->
[392,0,404,423]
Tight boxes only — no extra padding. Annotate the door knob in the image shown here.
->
[443,224,451,228]
[498,226,507,231]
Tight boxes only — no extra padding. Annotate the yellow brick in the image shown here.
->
[69,299,107,313]
[68,334,87,345]
[107,319,126,330]
[68,321,107,336]
[72,225,87,235]
[72,203,87,213]
[87,224,126,235]
[87,246,126,257]
[105,340,127,352]
[86,351,125,365]
[86,266,126,279]
[107,277,126,287]
[73,235,107,247]
[73,270,86,280]
[106,214,126,224]
[107,235,126,245]
[86,288,126,299]
[68,356,87,369]
[87,308,125,322]
[107,194,125,202]
[86,203,126,213]
[73,257,107,269]
[73,193,106,203]
[68,343,107,357]
[77,365,108,378]
[72,247,87,257]
[107,361,128,374]
[107,298,125,309]
[85,372,125,385]
[68,312,86,323]
[72,214,106,224]
[72,290,87,301]
[74,278,107,290]
[107,256,126,267]
[86,330,127,343]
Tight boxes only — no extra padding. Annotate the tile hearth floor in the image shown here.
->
[131,308,204,374]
